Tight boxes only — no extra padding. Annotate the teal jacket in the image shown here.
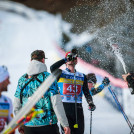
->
[14,72,59,126]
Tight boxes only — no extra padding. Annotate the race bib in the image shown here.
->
[63,83,81,96]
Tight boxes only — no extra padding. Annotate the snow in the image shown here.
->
[0,1,133,134]
[83,95,130,134]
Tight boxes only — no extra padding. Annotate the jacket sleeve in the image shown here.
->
[13,97,22,115]
[51,94,69,127]
[50,59,66,81]
[7,98,13,123]
[126,75,134,90]
[90,84,105,96]
[82,75,93,104]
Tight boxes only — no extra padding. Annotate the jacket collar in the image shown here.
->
[27,60,47,76]
[66,68,76,73]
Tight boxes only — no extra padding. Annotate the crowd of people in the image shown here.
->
[0,48,133,134]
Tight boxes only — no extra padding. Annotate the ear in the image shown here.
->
[41,58,45,63]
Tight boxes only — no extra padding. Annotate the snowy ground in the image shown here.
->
[83,95,130,134]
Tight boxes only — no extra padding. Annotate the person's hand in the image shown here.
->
[122,73,130,82]
[10,131,15,134]
[64,126,70,134]
[18,125,24,134]
[88,102,96,111]
[102,77,110,86]
[0,119,5,132]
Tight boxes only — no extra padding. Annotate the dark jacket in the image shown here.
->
[50,59,93,104]
[126,74,134,94]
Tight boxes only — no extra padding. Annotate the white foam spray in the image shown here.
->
[108,37,127,74]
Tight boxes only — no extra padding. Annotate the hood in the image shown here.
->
[27,60,47,76]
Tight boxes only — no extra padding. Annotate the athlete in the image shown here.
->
[86,73,110,96]
[0,65,14,134]
[50,49,96,134]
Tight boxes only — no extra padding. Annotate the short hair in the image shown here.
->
[31,50,47,61]
[86,73,97,84]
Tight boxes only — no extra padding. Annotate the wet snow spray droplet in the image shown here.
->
[108,37,127,74]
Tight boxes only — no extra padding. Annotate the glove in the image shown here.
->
[102,77,110,86]
[88,102,96,111]
[10,131,15,134]
[0,119,5,132]
[130,71,134,77]
[18,125,24,134]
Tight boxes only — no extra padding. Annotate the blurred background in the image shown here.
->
[0,0,134,134]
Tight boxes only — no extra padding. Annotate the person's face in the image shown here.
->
[0,77,10,92]
[66,57,78,67]
[88,82,94,90]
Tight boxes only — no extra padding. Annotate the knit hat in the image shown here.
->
[0,65,9,83]
[31,50,47,60]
